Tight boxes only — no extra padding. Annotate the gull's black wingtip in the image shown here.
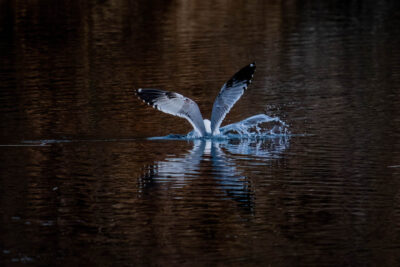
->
[247,62,256,85]
[248,62,256,73]
[136,88,176,108]
[233,62,257,85]
[136,88,161,106]
[242,62,256,73]
[245,62,256,70]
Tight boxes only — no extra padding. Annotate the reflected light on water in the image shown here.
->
[139,134,290,210]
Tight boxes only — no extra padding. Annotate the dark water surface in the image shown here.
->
[1,1,400,266]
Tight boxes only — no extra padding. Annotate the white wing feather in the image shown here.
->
[210,63,256,134]
[136,89,206,136]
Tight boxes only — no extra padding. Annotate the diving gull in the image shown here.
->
[136,63,256,137]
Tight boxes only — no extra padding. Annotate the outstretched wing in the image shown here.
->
[136,88,206,136]
[210,63,256,135]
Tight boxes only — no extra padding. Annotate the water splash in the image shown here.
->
[148,114,291,158]
[151,114,290,140]
[219,114,290,137]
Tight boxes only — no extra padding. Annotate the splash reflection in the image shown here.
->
[139,135,290,209]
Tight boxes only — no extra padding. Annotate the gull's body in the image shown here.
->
[203,119,212,136]
[136,63,256,137]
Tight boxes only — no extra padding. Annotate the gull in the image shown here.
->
[136,63,256,137]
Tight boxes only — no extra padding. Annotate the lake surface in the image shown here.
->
[1,1,400,266]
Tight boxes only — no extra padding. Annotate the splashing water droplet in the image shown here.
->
[219,114,290,138]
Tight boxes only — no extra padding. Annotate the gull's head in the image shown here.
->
[204,119,211,135]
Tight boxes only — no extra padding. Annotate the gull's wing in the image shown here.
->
[136,89,206,136]
[211,63,256,135]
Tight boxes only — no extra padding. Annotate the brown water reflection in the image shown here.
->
[1,0,400,266]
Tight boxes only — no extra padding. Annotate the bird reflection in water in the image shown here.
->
[138,135,290,210]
